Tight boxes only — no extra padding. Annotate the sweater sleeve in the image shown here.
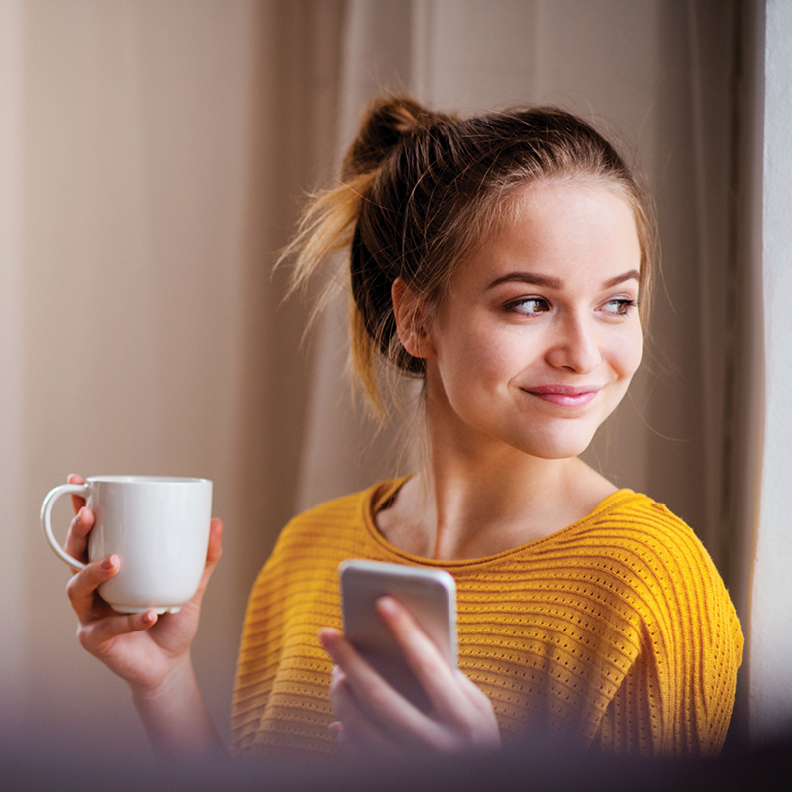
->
[591,503,743,756]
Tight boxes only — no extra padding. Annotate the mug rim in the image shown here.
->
[85,476,211,485]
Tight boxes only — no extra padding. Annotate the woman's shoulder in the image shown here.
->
[247,484,385,601]
[266,480,397,560]
[580,490,740,635]
[285,486,374,527]
[571,489,740,625]
[581,488,710,553]
[590,490,743,678]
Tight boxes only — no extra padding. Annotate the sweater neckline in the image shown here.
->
[361,478,640,570]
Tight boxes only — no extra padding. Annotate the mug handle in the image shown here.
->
[40,483,89,570]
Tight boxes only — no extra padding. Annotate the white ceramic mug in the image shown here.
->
[41,476,213,614]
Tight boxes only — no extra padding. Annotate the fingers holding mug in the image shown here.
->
[66,554,121,622]
[170,518,223,626]
[68,473,87,513]
[64,474,93,568]
[64,504,95,570]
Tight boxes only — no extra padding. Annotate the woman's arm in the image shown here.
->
[131,654,223,757]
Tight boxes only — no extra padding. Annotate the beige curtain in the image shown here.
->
[1,0,758,754]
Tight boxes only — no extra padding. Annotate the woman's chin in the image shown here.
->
[509,430,599,462]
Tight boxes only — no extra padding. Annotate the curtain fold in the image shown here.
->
[295,0,416,512]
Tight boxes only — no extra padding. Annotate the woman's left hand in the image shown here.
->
[318,596,501,756]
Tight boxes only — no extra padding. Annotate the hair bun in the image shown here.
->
[342,96,444,179]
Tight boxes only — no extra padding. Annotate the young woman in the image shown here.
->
[64,97,742,759]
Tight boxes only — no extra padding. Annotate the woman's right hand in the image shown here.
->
[63,474,224,697]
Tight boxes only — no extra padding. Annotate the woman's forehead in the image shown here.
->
[454,182,640,278]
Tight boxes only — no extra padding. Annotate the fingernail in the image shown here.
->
[376,596,398,618]
[101,557,114,570]
[328,722,345,744]
[141,610,157,625]
[318,628,338,650]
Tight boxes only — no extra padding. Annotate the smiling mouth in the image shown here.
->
[523,385,600,407]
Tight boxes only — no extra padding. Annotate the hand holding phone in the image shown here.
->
[338,559,457,712]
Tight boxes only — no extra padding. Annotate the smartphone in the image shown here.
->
[338,559,457,712]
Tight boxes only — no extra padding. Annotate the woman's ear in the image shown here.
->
[392,277,434,358]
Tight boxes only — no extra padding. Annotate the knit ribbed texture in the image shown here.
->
[232,482,742,758]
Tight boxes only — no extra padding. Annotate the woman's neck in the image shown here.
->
[377,445,617,561]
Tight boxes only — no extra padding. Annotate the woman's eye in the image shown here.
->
[602,298,637,316]
[510,297,550,315]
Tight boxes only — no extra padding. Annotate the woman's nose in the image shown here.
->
[545,315,601,373]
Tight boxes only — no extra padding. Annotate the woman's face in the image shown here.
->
[422,180,644,461]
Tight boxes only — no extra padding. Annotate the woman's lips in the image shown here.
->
[523,385,600,407]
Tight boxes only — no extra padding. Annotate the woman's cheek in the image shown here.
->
[620,327,644,378]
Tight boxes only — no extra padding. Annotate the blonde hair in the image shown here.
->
[285,96,656,415]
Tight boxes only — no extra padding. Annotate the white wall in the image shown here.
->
[749,0,792,741]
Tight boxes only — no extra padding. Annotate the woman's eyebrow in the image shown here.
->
[486,269,640,291]
[486,272,562,290]
[602,269,640,288]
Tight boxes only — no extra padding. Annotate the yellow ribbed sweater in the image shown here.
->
[232,482,742,758]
